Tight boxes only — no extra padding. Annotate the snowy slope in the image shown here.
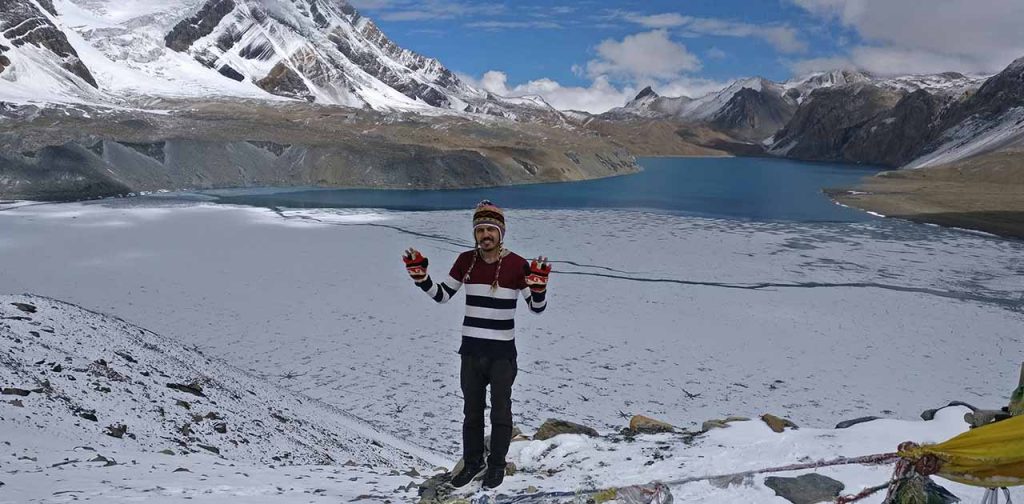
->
[908,106,1024,168]
[0,293,446,469]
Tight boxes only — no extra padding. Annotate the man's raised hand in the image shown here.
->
[403,247,429,282]
[525,256,551,293]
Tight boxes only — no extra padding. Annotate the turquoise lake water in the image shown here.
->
[210,156,883,222]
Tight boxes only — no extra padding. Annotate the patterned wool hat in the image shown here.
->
[473,200,506,242]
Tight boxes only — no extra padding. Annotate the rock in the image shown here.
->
[7,399,23,407]
[173,467,190,472]
[88,455,117,466]
[175,400,191,409]
[159,449,175,455]
[11,302,37,313]
[1,388,30,396]
[198,444,220,455]
[835,416,880,429]
[629,415,675,434]
[701,416,749,432]
[921,401,978,420]
[534,418,599,440]
[615,482,674,504]
[888,474,960,504]
[417,471,452,503]
[114,351,137,363]
[505,462,516,476]
[964,409,1011,428]
[167,382,205,397]
[79,411,98,422]
[213,422,227,433]
[105,424,127,439]
[763,473,844,504]
[761,414,798,433]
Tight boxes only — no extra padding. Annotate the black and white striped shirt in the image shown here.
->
[416,249,546,357]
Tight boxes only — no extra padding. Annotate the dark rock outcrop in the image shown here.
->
[256,62,315,102]
[711,87,797,141]
[771,83,902,163]
[217,64,245,82]
[840,90,951,166]
[164,0,236,52]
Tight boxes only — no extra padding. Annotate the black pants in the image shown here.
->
[460,353,517,467]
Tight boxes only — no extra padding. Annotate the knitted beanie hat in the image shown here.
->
[473,200,506,242]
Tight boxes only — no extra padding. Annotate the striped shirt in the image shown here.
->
[416,249,546,358]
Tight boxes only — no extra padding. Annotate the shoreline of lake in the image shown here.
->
[829,176,1024,241]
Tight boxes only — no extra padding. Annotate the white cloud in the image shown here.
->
[791,0,1024,74]
[461,71,636,113]
[705,47,727,60]
[621,12,807,54]
[585,30,702,80]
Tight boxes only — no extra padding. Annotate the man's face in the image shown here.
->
[474,225,501,251]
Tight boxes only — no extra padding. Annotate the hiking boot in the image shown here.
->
[450,459,486,488]
[482,464,505,489]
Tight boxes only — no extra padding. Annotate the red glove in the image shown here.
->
[524,257,551,293]
[403,248,429,282]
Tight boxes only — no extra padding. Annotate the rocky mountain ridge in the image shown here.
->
[0,0,548,120]
[607,61,1022,171]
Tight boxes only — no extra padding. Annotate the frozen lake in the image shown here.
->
[1,189,1021,457]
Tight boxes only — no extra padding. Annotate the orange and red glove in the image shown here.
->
[524,257,551,293]
[403,248,429,282]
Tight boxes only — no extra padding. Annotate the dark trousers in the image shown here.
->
[460,353,517,467]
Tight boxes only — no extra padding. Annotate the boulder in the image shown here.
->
[534,418,599,441]
[11,302,37,313]
[761,414,798,433]
[835,416,880,429]
[964,409,1011,428]
[629,415,675,434]
[105,424,127,439]
[763,473,844,504]
[166,382,205,397]
[701,416,750,432]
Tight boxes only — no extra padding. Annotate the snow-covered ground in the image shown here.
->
[1,199,1022,502]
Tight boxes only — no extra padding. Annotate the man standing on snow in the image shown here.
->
[403,200,551,489]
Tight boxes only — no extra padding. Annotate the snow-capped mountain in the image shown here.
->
[768,59,1021,168]
[0,0,545,116]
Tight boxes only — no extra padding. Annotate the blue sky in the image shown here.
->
[349,0,1024,112]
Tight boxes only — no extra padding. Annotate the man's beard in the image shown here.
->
[478,238,496,250]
